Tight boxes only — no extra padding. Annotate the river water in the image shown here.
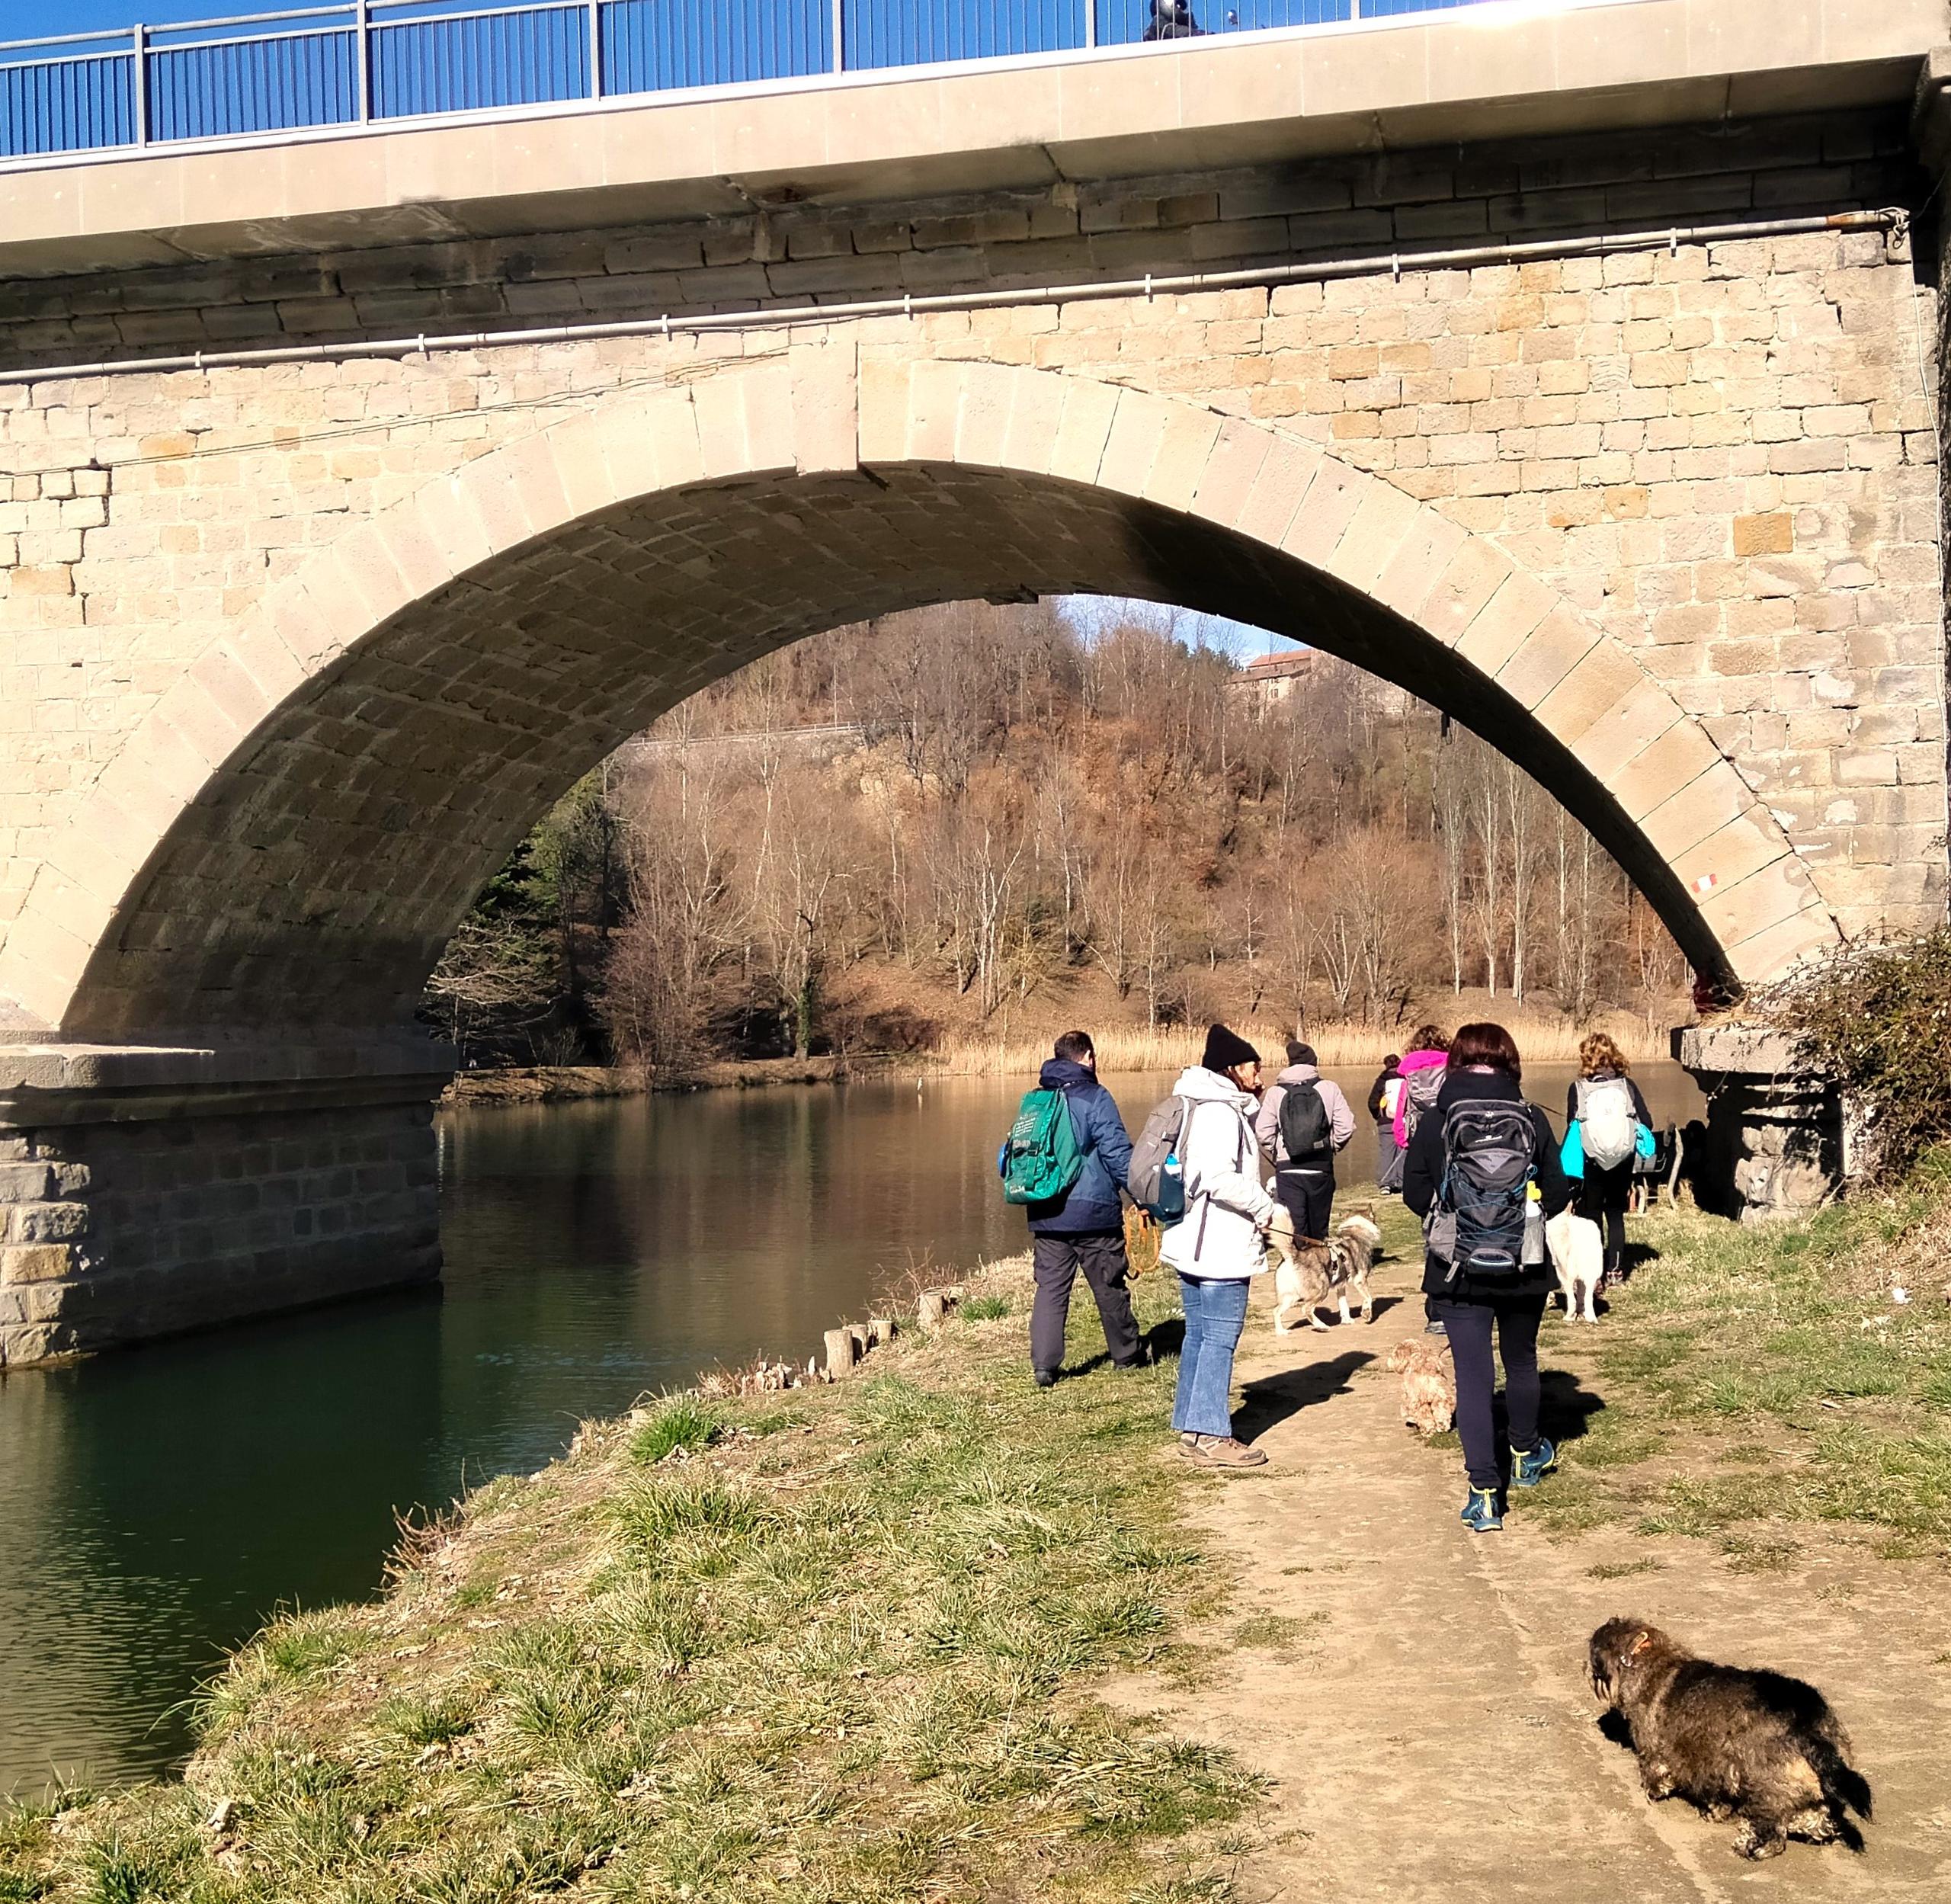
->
[0,1061,1703,1798]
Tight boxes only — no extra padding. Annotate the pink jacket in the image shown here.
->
[1392,1049,1450,1147]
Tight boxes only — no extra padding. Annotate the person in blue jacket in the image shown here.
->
[998,1030,1142,1386]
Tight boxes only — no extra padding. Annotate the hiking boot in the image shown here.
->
[1424,1318,1447,1338]
[1510,1436,1558,1489]
[1182,1434,1268,1470]
[1459,1486,1504,1533]
[1602,1265,1626,1290]
[1033,1369,1057,1390]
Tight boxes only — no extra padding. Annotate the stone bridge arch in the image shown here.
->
[1,352,1835,1046]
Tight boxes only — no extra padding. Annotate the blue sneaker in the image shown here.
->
[1510,1437,1558,1489]
[1459,1486,1503,1533]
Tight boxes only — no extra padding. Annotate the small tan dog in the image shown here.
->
[1267,1209,1383,1332]
[1384,1336,1456,1434]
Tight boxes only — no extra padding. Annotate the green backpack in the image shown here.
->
[1001,1087,1085,1206]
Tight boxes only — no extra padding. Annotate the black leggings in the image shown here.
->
[1578,1160,1632,1272]
[1427,1293,1546,1490]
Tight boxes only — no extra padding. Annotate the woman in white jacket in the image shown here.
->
[1161,1025,1280,1469]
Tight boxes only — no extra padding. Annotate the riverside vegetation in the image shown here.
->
[423,599,1687,1074]
[0,1261,1263,1904]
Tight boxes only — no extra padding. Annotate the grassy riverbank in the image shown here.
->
[0,1261,1259,1904]
[1529,1157,1951,1561]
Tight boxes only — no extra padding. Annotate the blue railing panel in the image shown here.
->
[373,4,589,118]
[847,0,1088,70]
[1096,0,1351,43]
[148,32,359,143]
[0,0,1537,161]
[604,0,831,93]
[0,52,135,159]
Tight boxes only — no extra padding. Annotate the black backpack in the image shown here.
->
[1277,1079,1331,1163]
[1429,1098,1538,1279]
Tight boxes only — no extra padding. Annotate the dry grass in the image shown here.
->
[1520,1153,1951,1557]
[0,1261,1261,1904]
[928,1005,1667,1076]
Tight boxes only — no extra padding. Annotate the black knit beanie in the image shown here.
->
[1202,1024,1261,1073]
[1286,1040,1316,1066]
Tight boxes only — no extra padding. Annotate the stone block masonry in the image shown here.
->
[0,103,1939,1007]
[0,1068,443,1367]
[0,92,1945,1363]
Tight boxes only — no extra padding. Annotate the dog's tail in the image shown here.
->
[1808,1732,1873,1838]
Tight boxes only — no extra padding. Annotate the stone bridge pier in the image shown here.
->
[3,0,1950,1360]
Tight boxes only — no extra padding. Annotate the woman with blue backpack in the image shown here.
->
[1401,1022,1572,1534]
[1565,1031,1653,1290]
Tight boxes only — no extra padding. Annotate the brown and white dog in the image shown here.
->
[1546,1207,1603,1324]
[1267,1209,1383,1332]
[1384,1335,1455,1434]
[1588,1618,1871,1860]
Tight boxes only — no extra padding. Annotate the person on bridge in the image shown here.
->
[1002,1031,1144,1388]
[1402,1022,1571,1534]
[1368,1053,1404,1193]
[1142,1,1209,40]
[1254,1040,1354,1242]
[1161,1025,1280,1470]
[1566,1031,1652,1291]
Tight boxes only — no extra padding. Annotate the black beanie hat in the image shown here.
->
[1202,1024,1261,1073]
[1286,1040,1316,1066]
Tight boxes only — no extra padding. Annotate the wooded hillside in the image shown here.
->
[421,601,1688,1069]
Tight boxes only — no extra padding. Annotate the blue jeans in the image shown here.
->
[1173,1274,1251,1438]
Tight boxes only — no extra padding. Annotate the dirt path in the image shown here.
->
[1104,1252,1951,1902]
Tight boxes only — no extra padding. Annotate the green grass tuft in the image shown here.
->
[630,1395,722,1464]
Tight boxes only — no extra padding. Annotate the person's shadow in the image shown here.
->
[1234,1349,1374,1441]
[1532,1366,1607,1450]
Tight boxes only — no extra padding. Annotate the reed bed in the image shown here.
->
[927,1006,1669,1077]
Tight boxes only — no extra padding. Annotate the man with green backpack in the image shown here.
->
[998,1030,1142,1387]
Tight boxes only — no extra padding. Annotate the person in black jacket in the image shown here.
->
[1142,1,1208,39]
[1367,1052,1402,1191]
[1567,1031,1652,1289]
[1402,1022,1572,1534]
[1000,1030,1142,1387]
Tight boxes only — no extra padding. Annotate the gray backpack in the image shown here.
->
[1127,1095,1193,1223]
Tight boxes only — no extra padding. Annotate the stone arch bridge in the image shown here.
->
[1,0,1947,1361]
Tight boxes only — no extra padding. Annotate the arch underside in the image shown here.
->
[62,463,1738,1044]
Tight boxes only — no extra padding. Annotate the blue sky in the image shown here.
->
[1057,599,1299,665]
[4,2,255,44]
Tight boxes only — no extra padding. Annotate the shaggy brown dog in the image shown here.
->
[1588,1619,1870,1860]
[1383,1336,1455,1434]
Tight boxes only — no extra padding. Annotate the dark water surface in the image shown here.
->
[0,1062,1703,1797]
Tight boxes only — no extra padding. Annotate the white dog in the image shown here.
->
[1546,1207,1603,1323]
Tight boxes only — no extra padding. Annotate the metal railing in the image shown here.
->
[1,0,1499,162]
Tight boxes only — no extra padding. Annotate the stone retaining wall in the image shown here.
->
[0,1085,440,1367]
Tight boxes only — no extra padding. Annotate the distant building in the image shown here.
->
[1231,646,1414,717]
[1230,648,1322,705]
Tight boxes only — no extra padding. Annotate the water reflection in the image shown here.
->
[0,1063,1702,1796]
